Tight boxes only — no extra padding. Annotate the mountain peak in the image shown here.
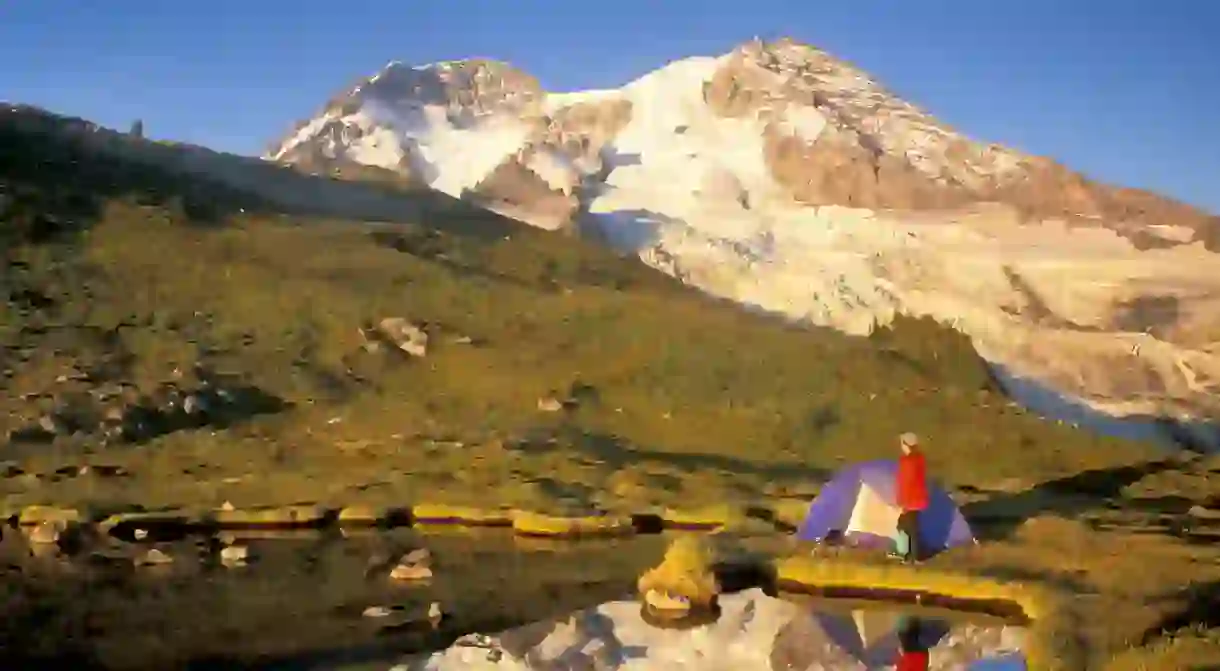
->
[265,42,1217,237]
[349,57,541,114]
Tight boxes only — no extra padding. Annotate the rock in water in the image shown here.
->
[136,547,173,566]
[220,544,249,567]
[390,561,433,582]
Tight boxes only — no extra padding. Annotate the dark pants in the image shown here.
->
[898,510,922,561]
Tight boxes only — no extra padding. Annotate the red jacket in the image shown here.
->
[897,650,930,671]
[897,451,929,512]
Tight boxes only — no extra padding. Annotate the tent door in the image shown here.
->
[845,483,901,538]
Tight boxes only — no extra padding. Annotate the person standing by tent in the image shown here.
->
[894,432,929,563]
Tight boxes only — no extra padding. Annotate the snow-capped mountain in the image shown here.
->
[265,38,1220,446]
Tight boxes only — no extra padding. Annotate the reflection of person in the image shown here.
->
[895,432,928,563]
[896,615,931,671]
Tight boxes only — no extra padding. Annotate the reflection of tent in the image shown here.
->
[797,459,976,553]
[815,609,950,668]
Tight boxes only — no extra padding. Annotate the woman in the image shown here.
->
[894,432,929,563]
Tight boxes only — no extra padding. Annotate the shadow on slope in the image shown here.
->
[580,208,678,252]
[1140,579,1220,647]
[989,364,1219,453]
[514,427,833,484]
[962,458,1178,540]
[0,104,506,245]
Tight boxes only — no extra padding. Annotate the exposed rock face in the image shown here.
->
[761,121,967,210]
[465,152,581,230]
[463,96,634,230]
[703,39,1020,207]
[540,97,634,172]
[705,38,1220,247]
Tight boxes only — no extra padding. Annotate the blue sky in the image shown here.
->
[2,1,1216,212]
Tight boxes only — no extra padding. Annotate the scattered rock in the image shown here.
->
[363,605,396,619]
[374,317,429,358]
[390,562,434,582]
[136,547,173,567]
[389,548,434,582]
[537,396,564,412]
[38,413,70,435]
[182,393,209,416]
[220,544,249,567]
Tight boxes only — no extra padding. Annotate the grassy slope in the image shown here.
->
[2,107,1219,667]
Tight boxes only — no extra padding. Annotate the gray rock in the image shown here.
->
[38,413,68,435]
[377,317,429,357]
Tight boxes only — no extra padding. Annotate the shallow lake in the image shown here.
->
[0,527,1027,670]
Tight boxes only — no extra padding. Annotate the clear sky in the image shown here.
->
[3,1,1216,213]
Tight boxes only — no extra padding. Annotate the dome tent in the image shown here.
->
[796,459,976,554]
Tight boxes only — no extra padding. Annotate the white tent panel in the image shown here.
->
[844,482,902,538]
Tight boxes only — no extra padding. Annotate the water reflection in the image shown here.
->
[776,601,1024,670]
[420,589,1027,670]
[811,610,949,668]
